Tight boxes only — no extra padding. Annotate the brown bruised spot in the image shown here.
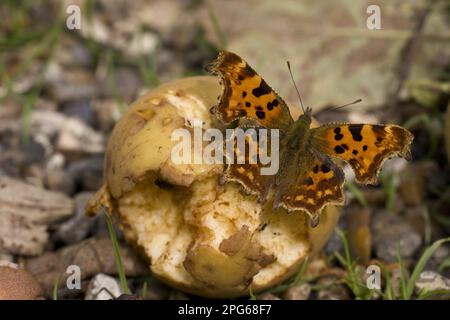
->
[128,112,148,135]
[219,226,251,256]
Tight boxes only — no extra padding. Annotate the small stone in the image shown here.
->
[24,164,45,188]
[56,117,105,156]
[316,276,351,300]
[46,153,66,171]
[47,69,98,103]
[0,266,42,300]
[0,212,48,256]
[282,283,311,300]
[415,271,450,296]
[399,165,425,206]
[21,137,46,165]
[0,176,74,225]
[347,206,372,265]
[54,192,97,244]
[61,99,98,129]
[0,252,14,264]
[257,292,281,300]
[324,218,347,257]
[55,37,93,68]
[99,67,142,103]
[85,273,122,300]
[425,245,450,271]
[67,156,104,191]
[126,32,158,58]
[91,99,122,132]
[25,236,148,297]
[44,169,76,196]
[372,211,422,263]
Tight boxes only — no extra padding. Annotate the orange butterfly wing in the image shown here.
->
[208,51,293,129]
[311,123,414,184]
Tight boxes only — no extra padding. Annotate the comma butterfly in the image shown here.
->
[208,51,414,227]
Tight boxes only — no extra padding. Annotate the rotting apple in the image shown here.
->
[86,76,341,298]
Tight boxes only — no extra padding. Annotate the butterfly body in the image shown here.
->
[208,51,414,225]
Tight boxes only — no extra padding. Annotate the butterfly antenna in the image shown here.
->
[286,61,305,114]
[314,98,362,117]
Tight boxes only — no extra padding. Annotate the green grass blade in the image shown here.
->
[405,237,450,299]
[102,207,131,294]
[416,289,450,300]
[249,286,257,300]
[345,181,368,208]
[268,256,309,293]
[396,242,408,299]
[206,0,227,49]
[140,281,148,299]
[52,275,60,300]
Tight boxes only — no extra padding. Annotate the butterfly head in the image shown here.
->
[296,106,313,123]
[304,106,313,118]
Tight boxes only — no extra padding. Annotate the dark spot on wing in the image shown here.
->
[304,177,314,186]
[252,79,271,97]
[272,99,279,107]
[313,165,319,174]
[245,102,251,107]
[352,150,358,155]
[267,101,273,110]
[363,145,368,151]
[256,110,266,119]
[320,164,330,173]
[349,125,363,142]
[238,75,244,81]
[334,145,345,154]
[341,144,349,150]
[333,127,344,141]
[242,91,247,98]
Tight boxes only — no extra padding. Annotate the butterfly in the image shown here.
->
[207,51,414,227]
